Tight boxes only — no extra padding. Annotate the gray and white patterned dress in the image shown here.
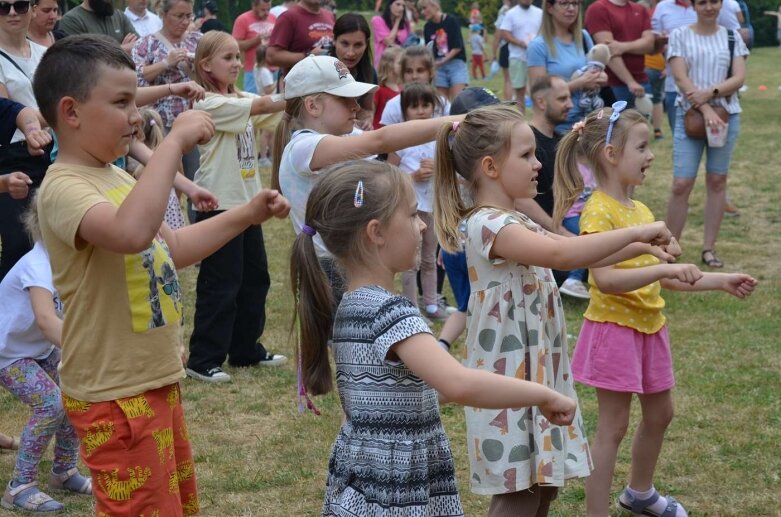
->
[323,285,464,517]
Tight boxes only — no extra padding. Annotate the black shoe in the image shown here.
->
[185,367,231,383]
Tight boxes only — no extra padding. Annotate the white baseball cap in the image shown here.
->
[276,55,378,101]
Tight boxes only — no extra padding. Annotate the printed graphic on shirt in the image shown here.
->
[104,183,183,332]
[249,19,274,44]
[308,22,333,49]
[434,29,449,58]
[236,120,258,179]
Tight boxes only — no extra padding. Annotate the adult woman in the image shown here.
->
[527,0,607,132]
[27,0,62,47]
[330,13,377,131]
[371,0,410,69]
[131,0,201,178]
[666,0,747,268]
[0,0,50,280]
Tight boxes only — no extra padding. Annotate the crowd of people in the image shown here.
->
[0,0,763,515]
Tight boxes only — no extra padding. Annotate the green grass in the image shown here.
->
[2,49,781,516]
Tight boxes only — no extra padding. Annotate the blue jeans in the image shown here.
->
[610,82,651,109]
[664,91,678,135]
[562,215,585,282]
[243,71,257,94]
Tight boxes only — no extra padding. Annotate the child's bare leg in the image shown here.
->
[629,390,674,491]
[586,388,632,517]
[438,311,465,346]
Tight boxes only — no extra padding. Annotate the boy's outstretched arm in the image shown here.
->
[77,111,214,254]
[161,189,290,269]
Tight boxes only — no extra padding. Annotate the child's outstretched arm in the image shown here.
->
[394,334,577,426]
[135,81,207,107]
[491,220,672,271]
[29,287,62,347]
[161,189,290,268]
[591,262,703,294]
[661,272,757,299]
[309,115,464,171]
[250,95,286,115]
[77,111,214,254]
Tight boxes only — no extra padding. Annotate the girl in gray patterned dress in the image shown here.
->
[290,160,578,516]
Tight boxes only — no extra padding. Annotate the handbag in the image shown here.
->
[683,30,735,140]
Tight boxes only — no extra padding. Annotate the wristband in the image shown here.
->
[168,83,173,95]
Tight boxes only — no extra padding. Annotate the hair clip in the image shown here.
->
[597,109,605,120]
[301,224,316,237]
[605,100,628,145]
[353,180,364,208]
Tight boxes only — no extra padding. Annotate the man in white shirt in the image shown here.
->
[270,0,295,18]
[124,0,162,37]
[499,0,542,112]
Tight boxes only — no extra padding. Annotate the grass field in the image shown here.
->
[1,47,780,516]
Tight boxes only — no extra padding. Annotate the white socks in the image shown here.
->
[625,486,688,517]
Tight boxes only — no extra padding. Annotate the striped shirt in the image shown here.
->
[667,26,748,114]
[651,0,697,92]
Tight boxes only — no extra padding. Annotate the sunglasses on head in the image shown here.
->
[0,1,30,15]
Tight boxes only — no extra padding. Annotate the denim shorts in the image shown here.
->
[645,68,664,104]
[610,82,651,109]
[435,58,468,89]
[673,110,740,178]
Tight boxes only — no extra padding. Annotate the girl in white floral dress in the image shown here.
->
[433,104,677,516]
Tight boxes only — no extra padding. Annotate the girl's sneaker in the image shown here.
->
[1,481,64,513]
[560,278,591,300]
[48,468,92,496]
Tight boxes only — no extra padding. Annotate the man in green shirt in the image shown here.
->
[59,0,139,52]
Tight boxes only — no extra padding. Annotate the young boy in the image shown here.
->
[32,35,290,516]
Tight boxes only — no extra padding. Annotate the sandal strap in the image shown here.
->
[6,481,39,498]
[626,490,661,513]
[50,467,93,494]
[659,496,680,517]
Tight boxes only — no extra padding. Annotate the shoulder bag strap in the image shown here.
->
[0,49,29,79]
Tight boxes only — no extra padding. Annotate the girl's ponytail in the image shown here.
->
[552,129,584,229]
[434,121,466,254]
[289,227,334,396]
[271,97,305,192]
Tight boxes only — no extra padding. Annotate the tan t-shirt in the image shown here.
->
[193,92,281,210]
[37,163,185,402]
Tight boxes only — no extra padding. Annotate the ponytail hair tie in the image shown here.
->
[301,224,316,236]
[149,119,156,127]
[452,121,460,133]
[571,120,585,137]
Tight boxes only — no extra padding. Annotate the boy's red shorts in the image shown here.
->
[63,383,199,516]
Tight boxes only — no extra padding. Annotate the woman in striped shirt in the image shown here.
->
[666,0,748,269]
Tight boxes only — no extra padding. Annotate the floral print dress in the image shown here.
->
[462,208,592,495]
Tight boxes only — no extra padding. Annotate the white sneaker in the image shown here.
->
[438,295,458,315]
[559,278,590,300]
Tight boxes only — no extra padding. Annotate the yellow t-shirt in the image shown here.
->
[193,92,281,210]
[37,163,185,402]
[580,191,666,334]
[645,52,665,71]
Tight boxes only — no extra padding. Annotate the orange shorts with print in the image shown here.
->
[63,383,199,516]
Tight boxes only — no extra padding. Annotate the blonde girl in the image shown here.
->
[434,104,676,516]
[553,102,757,517]
[372,46,402,129]
[378,44,450,126]
[185,31,286,383]
[291,160,578,516]
[271,54,461,303]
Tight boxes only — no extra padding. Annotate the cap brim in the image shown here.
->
[326,81,378,99]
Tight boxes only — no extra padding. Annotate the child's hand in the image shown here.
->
[539,392,577,427]
[172,81,207,103]
[414,159,434,182]
[648,245,676,264]
[662,236,682,260]
[25,129,52,156]
[666,263,703,285]
[721,273,757,299]
[169,111,215,152]
[246,189,290,224]
[188,186,219,212]
[3,172,32,199]
[640,221,673,247]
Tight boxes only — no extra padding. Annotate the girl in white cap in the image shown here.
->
[271,54,462,303]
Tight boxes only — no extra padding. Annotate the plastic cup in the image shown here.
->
[706,120,728,148]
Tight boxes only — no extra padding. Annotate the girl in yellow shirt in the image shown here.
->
[554,102,757,517]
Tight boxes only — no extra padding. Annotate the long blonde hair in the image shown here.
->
[539,0,584,58]
[553,107,648,228]
[377,46,402,87]
[434,104,526,253]
[193,31,239,94]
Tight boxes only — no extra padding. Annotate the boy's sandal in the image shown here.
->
[48,468,93,495]
[0,433,19,451]
[618,488,682,517]
[701,249,724,268]
[1,481,64,513]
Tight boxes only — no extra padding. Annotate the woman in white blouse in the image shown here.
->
[666,0,748,269]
